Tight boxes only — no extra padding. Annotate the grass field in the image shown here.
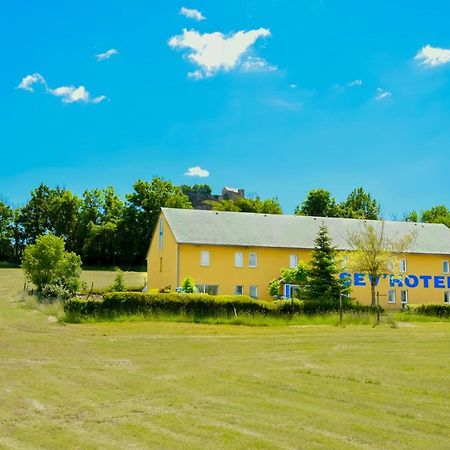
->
[0,268,449,449]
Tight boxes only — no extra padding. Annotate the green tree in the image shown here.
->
[209,196,282,214]
[0,200,14,261]
[111,268,126,292]
[22,234,82,299]
[269,262,309,299]
[180,184,213,208]
[126,178,192,263]
[181,275,197,293]
[422,205,450,227]
[346,222,415,306]
[340,187,380,220]
[295,189,339,217]
[307,224,343,301]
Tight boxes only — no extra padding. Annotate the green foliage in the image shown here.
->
[295,189,339,217]
[209,196,282,214]
[64,292,377,321]
[307,225,344,302]
[411,304,450,318]
[111,269,126,292]
[181,275,197,293]
[405,205,450,228]
[21,234,83,299]
[295,187,381,220]
[0,200,14,261]
[268,279,281,298]
[341,187,380,220]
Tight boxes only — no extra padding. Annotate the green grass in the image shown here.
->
[0,268,449,449]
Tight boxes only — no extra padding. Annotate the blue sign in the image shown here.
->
[340,272,450,289]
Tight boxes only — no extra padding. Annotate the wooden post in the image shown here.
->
[339,293,343,326]
[376,291,380,325]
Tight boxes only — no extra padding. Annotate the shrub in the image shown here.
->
[22,234,83,300]
[412,304,450,318]
[64,292,379,321]
[111,269,126,292]
[181,276,197,293]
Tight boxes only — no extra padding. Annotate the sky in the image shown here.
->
[1,0,449,218]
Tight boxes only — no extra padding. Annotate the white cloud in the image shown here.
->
[349,79,363,87]
[289,83,298,89]
[241,56,276,73]
[168,27,272,78]
[185,166,210,177]
[180,7,206,21]
[17,73,106,104]
[375,88,391,101]
[49,86,107,104]
[17,73,47,92]
[415,45,450,67]
[95,48,118,61]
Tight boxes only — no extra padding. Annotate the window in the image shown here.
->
[387,259,394,272]
[388,289,396,304]
[235,285,244,295]
[158,218,163,250]
[289,254,298,269]
[249,252,258,268]
[400,259,407,273]
[341,256,348,269]
[444,260,449,274]
[400,290,408,304]
[196,284,219,295]
[235,252,243,268]
[200,250,210,267]
[249,285,258,299]
[444,292,450,304]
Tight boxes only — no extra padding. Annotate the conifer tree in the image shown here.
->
[307,224,343,301]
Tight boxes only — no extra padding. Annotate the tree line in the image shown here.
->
[0,179,448,266]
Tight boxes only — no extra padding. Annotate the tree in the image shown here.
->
[307,224,344,301]
[126,178,192,262]
[181,275,197,293]
[269,262,309,299]
[421,205,450,227]
[0,200,14,261]
[180,184,213,208]
[209,196,282,214]
[295,189,339,217]
[341,187,380,220]
[346,222,415,306]
[22,234,83,299]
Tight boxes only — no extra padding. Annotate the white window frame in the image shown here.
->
[400,259,407,273]
[400,290,408,304]
[234,252,243,268]
[235,285,244,295]
[443,260,449,274]
[388,289,396,304]
[444,291,450,304]
[200,250,210,267]
[289,254,298,269]
[249,252,258,268]
[249,285,258,299]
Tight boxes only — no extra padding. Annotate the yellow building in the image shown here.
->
[147,208,450,309]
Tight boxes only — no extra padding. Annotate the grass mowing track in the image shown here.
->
[0,268,449,449]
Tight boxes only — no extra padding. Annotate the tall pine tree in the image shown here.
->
[307,224,343,301]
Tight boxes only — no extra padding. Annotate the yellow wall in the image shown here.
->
[147,215,178,291]
[147,217,450,308]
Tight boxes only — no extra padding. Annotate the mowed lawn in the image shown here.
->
[0,269,449,449]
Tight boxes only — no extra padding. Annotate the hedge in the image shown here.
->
[411,304,450,318]
[64,292,380,319]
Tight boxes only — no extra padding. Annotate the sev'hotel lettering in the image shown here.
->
[147,208,450,308]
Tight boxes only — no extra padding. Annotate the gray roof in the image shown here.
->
[162,208,450,255]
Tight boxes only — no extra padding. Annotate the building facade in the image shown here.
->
[147,208,450,309]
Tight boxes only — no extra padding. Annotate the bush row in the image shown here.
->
[64,292,380,319]
[411,304,450,318]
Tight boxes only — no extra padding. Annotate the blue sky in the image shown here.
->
[1,0,449,217]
